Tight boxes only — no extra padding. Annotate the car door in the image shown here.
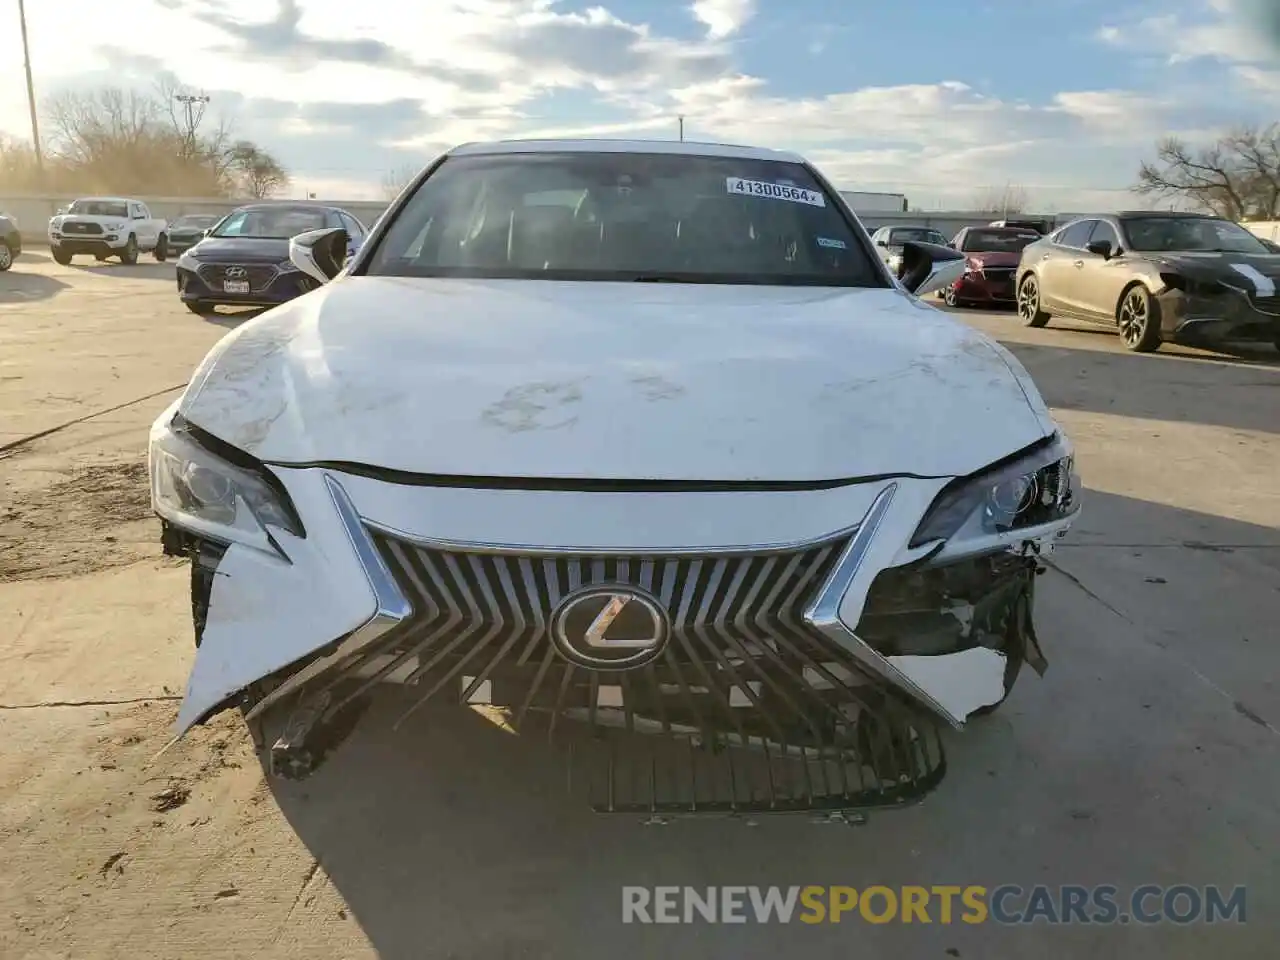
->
[1037,219,1096,314]
[133,203,155,247]
[1072,219,1130,319]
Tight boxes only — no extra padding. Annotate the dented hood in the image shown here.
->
[178,277,1054,482]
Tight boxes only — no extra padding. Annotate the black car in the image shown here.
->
[0,213,21,272]
[167,214,222,255]
[1016,212,1280,352]
[175,203,367,314]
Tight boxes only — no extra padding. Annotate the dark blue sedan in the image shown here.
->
[176,203,367,314]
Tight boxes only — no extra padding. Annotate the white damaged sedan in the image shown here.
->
[151,139,1080,813]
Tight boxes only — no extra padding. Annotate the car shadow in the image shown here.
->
[998,339,1280,434]
[194,307,270,328]
[15,249,51,264]
[72,261,176,281]
[257,489,1280,959]
[0,269,70,304]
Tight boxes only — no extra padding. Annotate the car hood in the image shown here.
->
[177,278,1055,482]
[186,237,291,263]
[965,251,1022,268]
[1152,250,1280,292]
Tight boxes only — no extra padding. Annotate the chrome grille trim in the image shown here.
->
[361,517,867,557]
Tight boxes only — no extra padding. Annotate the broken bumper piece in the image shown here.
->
[165,453,1078,814]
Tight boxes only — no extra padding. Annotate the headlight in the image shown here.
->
[910,434,1077,547]
[150,415,303,555]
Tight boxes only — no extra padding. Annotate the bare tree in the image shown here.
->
[34,85,288,197]
[971,183,1031,214]
[228,141,289,198]
[0,134,43,192]
[1137,125,1280,220]
[380,163,420,201]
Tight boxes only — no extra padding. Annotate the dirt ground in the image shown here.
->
[1,249,1278,959]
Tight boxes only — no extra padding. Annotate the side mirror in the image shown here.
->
[289,227,349,284]
[898,241,966,298]
[1086,240,1113,259]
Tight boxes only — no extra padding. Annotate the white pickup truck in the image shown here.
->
[48,197,169,265]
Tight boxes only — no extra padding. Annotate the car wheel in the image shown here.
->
[943,286,960,308]
[51,244,72,265]
[1117,285,1162,353]
[1016,273,1051,328]
[154,234,169,262]
[185,301,216,315]
[0,241,12,272]
[120,235,138,265]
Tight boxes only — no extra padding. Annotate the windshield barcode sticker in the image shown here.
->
[726,178,825,207]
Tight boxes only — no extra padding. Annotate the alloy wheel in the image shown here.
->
[1118,289,1147,347]
[1017,278,1038,322]
[0,243,12,270]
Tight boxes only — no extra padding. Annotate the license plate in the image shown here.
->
[223,280,250,294]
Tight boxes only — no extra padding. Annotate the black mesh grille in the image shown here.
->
[311,535,946,813]
[1250,294,1280,316]
[61,222,103,235]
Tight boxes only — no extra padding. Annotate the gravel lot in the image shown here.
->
[1,250,1278,959]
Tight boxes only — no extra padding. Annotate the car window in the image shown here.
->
[364,151,881,287]
[210,206,331,239]
[1122,216,1271,254]
[67,200,129,218]
[1057,220,1096,249]
[958,228,1041,253]
[886,227,947,247]
[1088,220,1121,250]
[137,204,150,219]
[341,212,365,237]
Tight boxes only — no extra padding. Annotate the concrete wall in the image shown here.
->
[0,192,1064,244]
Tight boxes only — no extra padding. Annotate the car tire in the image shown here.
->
[944,286,962,308]
[1016,273,1051,328]
[94,253,108,262]
[1116,284,1162,353]
[120,235,138,265]
[51,244,72,265]
[154,234,169,262]
[0,241,13,272]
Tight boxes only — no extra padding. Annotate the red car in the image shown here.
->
[942,226,1043,308]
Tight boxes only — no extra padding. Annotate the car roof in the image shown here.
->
[229,202,344,214]
[1115,210,1217,220]
[72,196,134,204]
[448,137,805,163]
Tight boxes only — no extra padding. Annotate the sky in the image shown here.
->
[1,0,1278,209]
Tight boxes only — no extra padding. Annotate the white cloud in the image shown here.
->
[0,0,1268,210]
[690,0,756,40]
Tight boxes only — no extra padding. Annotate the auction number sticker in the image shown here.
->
[726,177,825,207]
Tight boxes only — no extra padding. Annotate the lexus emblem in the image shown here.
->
[551,585,669,670]
[224,266,248,279]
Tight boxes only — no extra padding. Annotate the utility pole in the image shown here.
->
[678,116,684,141]
[17,0,43,175]
[175,93,211,157]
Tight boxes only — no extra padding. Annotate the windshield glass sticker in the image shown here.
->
[726,177,825,207]
[816,237,847,249]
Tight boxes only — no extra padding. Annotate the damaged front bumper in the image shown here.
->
[1157,280,1280,345]
[155,417,1080,814]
